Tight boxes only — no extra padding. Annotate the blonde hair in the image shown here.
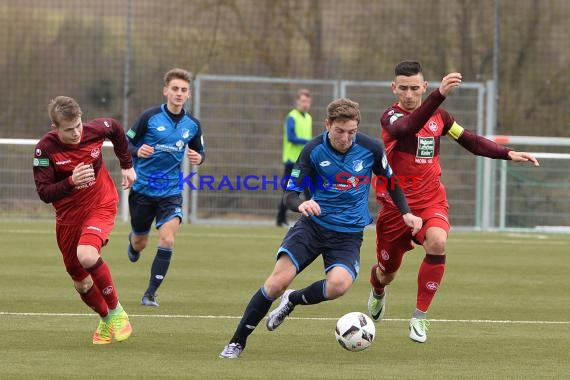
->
[164,68,192,86]
[326,98,360,125]
[48,96,82,127]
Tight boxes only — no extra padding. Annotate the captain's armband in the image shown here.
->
[447,122,465,140]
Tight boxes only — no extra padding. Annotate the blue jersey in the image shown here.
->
[287,131,403,233]
[127,104,205,197]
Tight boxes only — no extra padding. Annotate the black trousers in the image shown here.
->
[276,162,295,224]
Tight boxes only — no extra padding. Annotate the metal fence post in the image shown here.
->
[120,0,133,222]
[482,80,497,231]
[188,76,202,224]
[499,159,507,229]
[474,83,486,229]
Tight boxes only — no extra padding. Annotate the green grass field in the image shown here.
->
[1,220,569,379]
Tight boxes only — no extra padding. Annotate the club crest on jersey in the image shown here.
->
[35,148,42,156]
[352,159,364,172]
[416,136,435,158]
[428,121,438,132]
[182,129,190,139]
[91,148,101,159]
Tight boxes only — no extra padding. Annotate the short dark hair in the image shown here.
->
[394,60,423,77]
[326,98,360,125]
[296,88,311,99]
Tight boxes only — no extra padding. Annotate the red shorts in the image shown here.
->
[55,202,117,281]
[376,203,450,274]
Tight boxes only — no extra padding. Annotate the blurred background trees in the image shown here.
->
[0,0,568,137]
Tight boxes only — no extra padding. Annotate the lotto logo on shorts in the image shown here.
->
[102,286,114,296]
[426,281,439,291]
[381,250,389,261]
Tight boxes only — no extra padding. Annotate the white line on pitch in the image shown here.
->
[0,311,568,325]
[2,229,570,245]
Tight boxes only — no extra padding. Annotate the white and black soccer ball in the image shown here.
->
[334,312,375,351]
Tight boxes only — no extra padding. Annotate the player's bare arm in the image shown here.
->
[187,148,203,165]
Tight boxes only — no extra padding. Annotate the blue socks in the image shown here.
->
[231,288,274,347]
[288,279,328,305]
[146,247,172,295]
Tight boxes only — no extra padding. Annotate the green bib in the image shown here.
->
[283,109,312,163]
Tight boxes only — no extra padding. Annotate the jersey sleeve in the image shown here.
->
[369,138,411,215]
[104,119,133,169]
[188,117,206,163]
[286,142,317,193]
[440,109,456,135]
[33,142,74,204]
[283,141,317,212]
[126,111,151,145]
[381,89,447,139]
[448,124,512,160]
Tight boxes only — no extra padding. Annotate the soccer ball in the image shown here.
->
[334,312,375,351]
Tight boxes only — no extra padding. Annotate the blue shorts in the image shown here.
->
[128,190,183,235]
[277,217,363,280]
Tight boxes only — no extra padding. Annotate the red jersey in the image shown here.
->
[33,118,132,225]
[377,91,454,210]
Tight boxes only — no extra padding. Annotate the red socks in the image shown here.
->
[80,284,108,317]
[87,258,119,310]
[369,264,385,296]
[416,254,446,312]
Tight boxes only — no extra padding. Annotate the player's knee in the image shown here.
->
[326,275,353,299]
[425,236,446,254]
[132,235,149,251]
[263,276,290,299]
[379,270,396,286]
[76,245,100,268]
[158,234,175,249]
[74,277,93,294]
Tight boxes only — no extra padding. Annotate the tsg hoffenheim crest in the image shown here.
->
[352,159,364,172]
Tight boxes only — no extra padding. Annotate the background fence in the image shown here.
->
[1,0,569,231]
[190,75,486,227]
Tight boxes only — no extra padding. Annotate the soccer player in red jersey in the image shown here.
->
[33,96,137,344]
[368,61,540,343]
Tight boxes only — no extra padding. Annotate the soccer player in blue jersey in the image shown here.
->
[219,98,423,359]
[126,68,205,307]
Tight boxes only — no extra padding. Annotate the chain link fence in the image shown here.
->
[1,0,569,229]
